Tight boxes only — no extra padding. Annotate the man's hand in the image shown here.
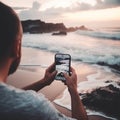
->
[42,63,57,86]
[64,67,77,93]
[64,67,88,120]
[23,63,57,92]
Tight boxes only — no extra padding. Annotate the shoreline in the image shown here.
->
[20,47,97,81]
[8,47,119,120]
[20,47,120,86]
[21,47,55,66]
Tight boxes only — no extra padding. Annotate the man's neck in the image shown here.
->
[0,58,12,83]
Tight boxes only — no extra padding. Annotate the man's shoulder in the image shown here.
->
[0,82,45,104]
[0,82,32,94]
[0,82,49,113]
[0,83,76,120]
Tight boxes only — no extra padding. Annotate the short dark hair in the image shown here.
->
[0,2,20,61]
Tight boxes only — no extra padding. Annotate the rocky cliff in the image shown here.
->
[81,81,120,119]
[21,20,90,34]
[21,20,67,33]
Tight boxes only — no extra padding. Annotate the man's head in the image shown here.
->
[0,2,22,75]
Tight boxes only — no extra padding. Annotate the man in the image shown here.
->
[0,2,88,120]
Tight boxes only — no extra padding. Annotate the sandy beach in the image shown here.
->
[7,47,97,98]
[6,47,112,120]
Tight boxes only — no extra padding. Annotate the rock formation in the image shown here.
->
[80,82,120,119]
[21,20,90,34]
[21,20,67,33]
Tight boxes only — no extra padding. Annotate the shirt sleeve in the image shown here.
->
[0,84,76,120]
[19,90,76,120]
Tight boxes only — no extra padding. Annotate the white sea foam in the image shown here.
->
[22,31,120,67]
[76,30,120,40]
[54,65,120,120]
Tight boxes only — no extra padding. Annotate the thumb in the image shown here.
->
[63,73,69,80]
[51,70,57,77]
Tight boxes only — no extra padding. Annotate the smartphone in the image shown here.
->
[55,53,71,81]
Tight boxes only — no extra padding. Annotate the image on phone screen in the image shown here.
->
[55,54,71,81]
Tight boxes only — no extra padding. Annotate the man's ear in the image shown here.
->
[10,39,20,58]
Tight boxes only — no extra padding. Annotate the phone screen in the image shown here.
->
[55,54,71,81]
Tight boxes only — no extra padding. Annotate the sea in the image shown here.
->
[21,27,120,71]
[21,27,120,120]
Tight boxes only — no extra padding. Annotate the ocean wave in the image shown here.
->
[23,43,120,70]
[72,54,120,68]
[76,30,120,40]
[22,33,120,71]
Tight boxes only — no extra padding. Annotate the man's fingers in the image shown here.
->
[70,67,76,76]
[63,73,69,80]
[70,67,75,73]
[48,63,55,70]
[52,70,57,77]
[47,63,55,72]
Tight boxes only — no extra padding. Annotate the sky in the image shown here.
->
[1,0,120,28]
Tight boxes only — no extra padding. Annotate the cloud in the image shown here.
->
[18,0,120,21]
[19,1,70,21]
[13,7,28,10]
[104,0,120,6]
[94,0,120,9]
[32,1,40,10]
[73,0,120,11]
[44,0,120,14]
[69,2,92,11]
[19,1,64,21]
[41,2,92,16]
[19,1,41,20]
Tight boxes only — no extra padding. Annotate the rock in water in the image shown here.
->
[81,83,120,119]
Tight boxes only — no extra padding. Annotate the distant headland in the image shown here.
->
[21,19,91,34]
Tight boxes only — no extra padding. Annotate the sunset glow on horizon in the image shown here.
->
[40,0,97,10]
[1,0,120,28]
[64,7,120,22]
